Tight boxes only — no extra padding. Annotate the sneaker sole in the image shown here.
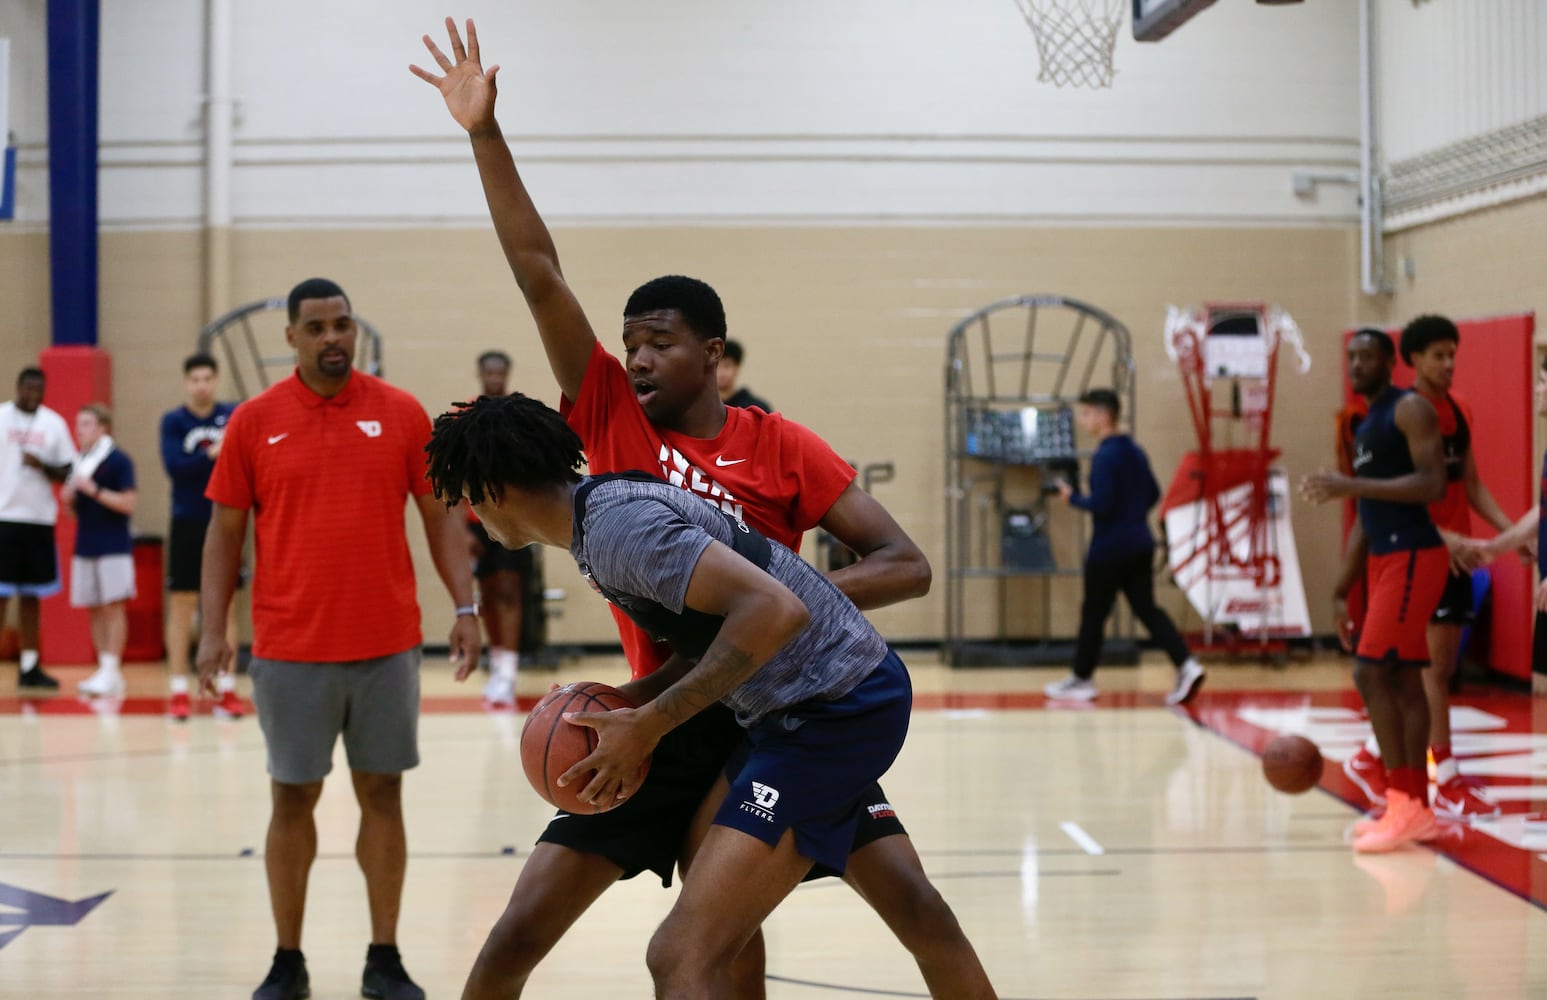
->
[1166,671,1206,706]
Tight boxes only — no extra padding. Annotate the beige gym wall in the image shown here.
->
[4,222,1360,653]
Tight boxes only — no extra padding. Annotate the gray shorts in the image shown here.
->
[249,648,421,785]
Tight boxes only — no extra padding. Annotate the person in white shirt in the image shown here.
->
[0,368,79,691]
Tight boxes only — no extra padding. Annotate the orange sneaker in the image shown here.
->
[214,689,248,718]
[168,691,191,721]
[1354,790,1437,853]
[1342,747,1388,806]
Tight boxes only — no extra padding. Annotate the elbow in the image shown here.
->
[1424,475,1447,504]
[907,552,933,599]
[769,591,811,648]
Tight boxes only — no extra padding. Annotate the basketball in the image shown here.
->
[1261,734,1324,795]
[520,682,648,814]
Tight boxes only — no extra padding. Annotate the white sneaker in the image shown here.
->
[1165,659,1207,706]
[78,669,125,698]
[1044,674,1097,701]
[482,672,516,707]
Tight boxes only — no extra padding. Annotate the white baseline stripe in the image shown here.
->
[1060,821,1104,856]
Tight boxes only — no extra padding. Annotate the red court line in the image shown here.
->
[1187,689,1547,911]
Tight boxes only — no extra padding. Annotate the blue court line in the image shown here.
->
[765,974,1256,1000]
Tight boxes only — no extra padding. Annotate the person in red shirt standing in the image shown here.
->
[1339,316,1514,819]
[415,19,993,999]
[196,278,480,1000]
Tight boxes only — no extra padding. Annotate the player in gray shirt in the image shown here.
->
[426,392,915,996]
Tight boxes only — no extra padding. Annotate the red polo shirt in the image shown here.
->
[561,339,855,677]
[206,371,432,662]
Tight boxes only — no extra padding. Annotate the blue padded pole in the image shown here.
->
[46,0,100,347]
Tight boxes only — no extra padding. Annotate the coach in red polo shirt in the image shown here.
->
[196,278,479,1000]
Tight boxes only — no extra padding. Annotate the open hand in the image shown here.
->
[195,632,234,698]
[410,17,500,134]
[1298,468,1352,505]
[557,707,657,810]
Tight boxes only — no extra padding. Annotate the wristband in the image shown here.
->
[455,604,479,617]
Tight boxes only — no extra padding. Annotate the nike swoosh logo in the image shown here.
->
[715,457,747,467]
[267,434,289,445]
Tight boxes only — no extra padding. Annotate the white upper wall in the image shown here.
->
[8,0,1362,229]
[1377,0,1547,165]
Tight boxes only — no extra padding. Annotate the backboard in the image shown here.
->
[1132,0,1218,41]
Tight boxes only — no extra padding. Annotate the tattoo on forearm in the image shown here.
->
[653,644,758,726]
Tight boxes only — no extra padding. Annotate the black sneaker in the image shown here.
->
[362,944,425,1000]
[17,666,60,691]
[253,949,309,1000]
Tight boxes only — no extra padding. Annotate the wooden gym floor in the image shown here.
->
[2,652,1546,999]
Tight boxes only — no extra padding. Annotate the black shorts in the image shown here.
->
[167,518,208,592]
[0,521,60,597]
[470,520,535,579]
[536,702,743,887]
[1431,569,1477,627]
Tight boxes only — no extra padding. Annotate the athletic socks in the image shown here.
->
[490,648,518,680]
[98,653,122,676]
[20,650,39,673]
[1364,734,1382,758]
[1431,742,1456,783]
[1388,766,1429,807]
[169,675,190,695]
[216,673,237,694]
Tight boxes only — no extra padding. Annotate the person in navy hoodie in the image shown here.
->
[160,354,244,719]
[1044,388,1206,705]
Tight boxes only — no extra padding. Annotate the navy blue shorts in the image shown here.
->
[716,649,912,875]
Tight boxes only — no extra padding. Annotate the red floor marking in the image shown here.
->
[1186,689,1547,911]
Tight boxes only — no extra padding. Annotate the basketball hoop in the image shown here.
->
[1011,0,1124,89]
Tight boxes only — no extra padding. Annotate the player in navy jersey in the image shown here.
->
[1301,329,1448,852]
[426,392,934,997]
[160,354,243,718]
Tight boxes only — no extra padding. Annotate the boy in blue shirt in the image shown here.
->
[1045,388,1206,705]
[160,354,243,718]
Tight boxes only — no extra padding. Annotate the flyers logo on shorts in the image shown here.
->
[738,782,780,822]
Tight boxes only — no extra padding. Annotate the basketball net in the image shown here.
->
[1011,0,1124,89]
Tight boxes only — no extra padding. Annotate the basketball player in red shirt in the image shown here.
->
[196,278,480,1000]
[414,18,994,999]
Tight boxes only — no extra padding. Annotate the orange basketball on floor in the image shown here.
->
[520,682,646,814]
[1261,734,1324,795]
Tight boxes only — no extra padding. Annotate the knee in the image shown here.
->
[646,918,708,989]
[885,877,961,945]
[271,781,323,820]
[353,773,404,816]
[469,909,553,989]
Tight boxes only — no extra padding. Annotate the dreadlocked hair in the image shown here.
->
[426,393,586,507]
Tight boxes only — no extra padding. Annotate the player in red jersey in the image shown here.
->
[197,278,480,1000]
[414,18,994,999]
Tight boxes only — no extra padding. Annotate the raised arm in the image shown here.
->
[411,18,596,400]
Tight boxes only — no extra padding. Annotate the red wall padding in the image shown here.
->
[1342,313,1537,680]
